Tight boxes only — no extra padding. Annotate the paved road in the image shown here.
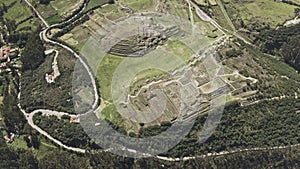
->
[28,110,86,153]
[156,143,300,161]
[20,0,94,153]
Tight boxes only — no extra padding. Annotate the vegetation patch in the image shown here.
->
[20,47,76,113]
[3,1,32,23]
[84,0,112,12]
[33,113,95,148]
[96,53,123,101]
[224,0,298,29]
[118,0,155,11]
[166,98,300,157]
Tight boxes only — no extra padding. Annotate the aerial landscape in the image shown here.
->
[0,0,299,168]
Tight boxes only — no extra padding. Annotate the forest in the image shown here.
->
[255,23,300,72]
[162,98,300,157]
[32,114,96,149]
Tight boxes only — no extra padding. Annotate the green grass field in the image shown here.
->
[226,0,298,27]
[50,0,83,18]
[118,0,155,11]
[29,0,84,24]
[84,0,110,12]
[164,39,195,62]
[3,1,33,23]
[0,0,14,5]
[99,104,121,124]
[6,136,30,151]
[0,0,40,31]
[16,18,40,31]
[96,54,123,102]
[129,69,168,95]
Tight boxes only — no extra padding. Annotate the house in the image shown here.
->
[0,46,10,60]
[70,115,80,123]
[4,133,15,143]
[45,73,55,83]
[4,135,11,143]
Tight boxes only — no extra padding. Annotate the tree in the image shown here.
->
[18,150,38,169]
[20,32,45,71]
[108,0,115,4]
[280,35,300,72]
[31,134,40,149]
[39,0,52,5]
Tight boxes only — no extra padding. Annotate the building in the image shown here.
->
[4,133,15,143]
[70,115,80,123]
[45,73,55,83]
[0,46,10,60]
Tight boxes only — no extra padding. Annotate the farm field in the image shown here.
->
[118,0,155,11]
[59,4,126,51]
[224,0,298,28]
[3,1,32,23]
[84,0,111,12]
[0,0,40,31]
[29,0,85,24]
[51,0,84,18]
[16,18,41,31]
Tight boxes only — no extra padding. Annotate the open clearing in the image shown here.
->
[84,0,111,12]
[118,0,155,11]
[51,0,84,18]
[225,0,298,28]
[3,0,33,23]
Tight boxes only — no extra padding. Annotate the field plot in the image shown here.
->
[192,11,223,39]
[16,18,41,32]
[118,0,155,11]
[96,54,123,102]
[164,39,195,62]
[225,0,298,28]
[51,0,84,18]
[59,4,126,50]
[29,0,85,24]
[157,0,190,19]
[84,0,111,12]
[0,0,40,31]
[3,1,32,23]
[129,69,168,95]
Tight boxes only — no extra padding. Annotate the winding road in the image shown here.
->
[20,0,95,153]
[20,0,300,160]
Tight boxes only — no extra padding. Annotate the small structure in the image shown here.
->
[45,73,55,84]
[70,115,80,123]
[4,133,15,143]
[45,50,60,84]
[0,46,10,60]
